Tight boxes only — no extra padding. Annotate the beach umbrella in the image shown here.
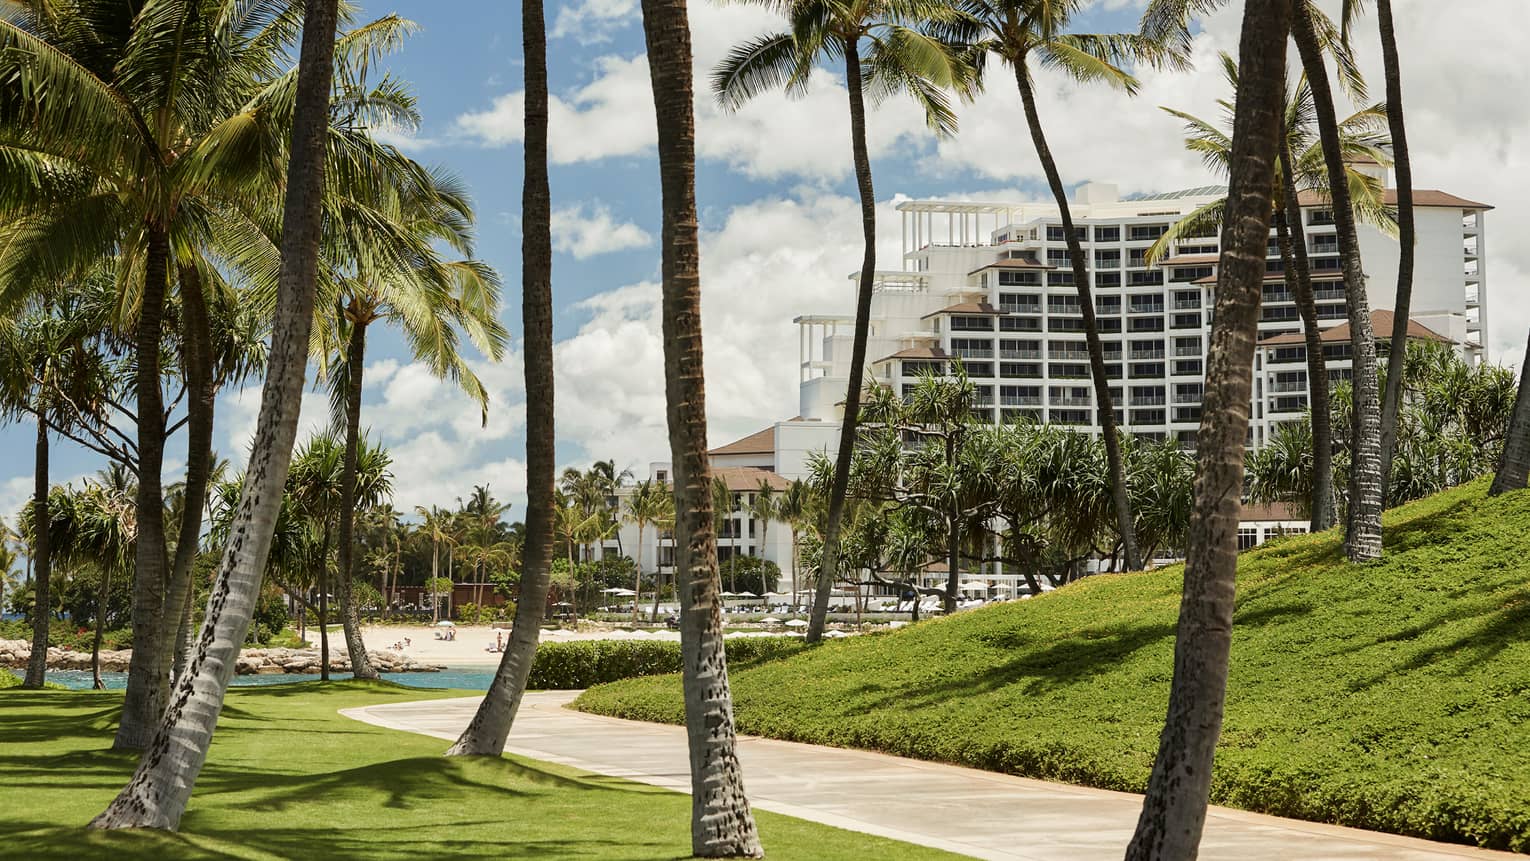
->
[600,587,625,594]
[758,616,782,624]
[435,620,455,627]
[783,619,808,628]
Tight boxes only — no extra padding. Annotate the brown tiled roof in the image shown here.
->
[920,302,1004,320]
[967,256,1054,276]
[714,467,790,492]
[709,425,776,456]
[1163,253,1221,266]
[875,346,950,364]
[1296,188,1492,210]
[1241,501,1304,522]
[1258,310,1451,346]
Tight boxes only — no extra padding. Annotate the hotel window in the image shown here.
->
[1095,226,1121,242]
[1094,249,1120,268]
[998,270,1039,286]
[1237,528,1260,551]
[1095,272,1121,287]
[1046,248,1071,266]
[950,315,993,331]
[1129,224,1168,241]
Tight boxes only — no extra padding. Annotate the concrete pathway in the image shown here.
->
[342,692,1519,861]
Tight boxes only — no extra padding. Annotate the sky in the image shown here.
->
[2,0,1526,522]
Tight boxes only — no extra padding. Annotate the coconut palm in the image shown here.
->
[1148,53,1391,531]
[414,505,453,622]
[624,479,671,624]
[645,0,764,851]
[714,0,976,646]
[1124,1,1289,854]
[91,0,346,828]
[749,480,778,592]
[775,479,813,596]
[456,484,511,609]
[947,0,1191,578]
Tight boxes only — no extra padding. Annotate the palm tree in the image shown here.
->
[289,433,344,681]
[1124,1,1289,854]
[320,164,505,678]
[715,0,975,645]
[1352,0,1416,505]
[750,480,778,593]
[952,0,1190,577]
[644,0,763,851]
[1149,54,1391,531]
[415,504,452,622]
[775,479,812,596]
[712,475,739,593]
[624,479,671,624]
[1492,332,1530,495]
[92,0,346,829]
[447,0,557,752]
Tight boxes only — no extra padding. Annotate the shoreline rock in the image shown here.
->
[0,639,444,675]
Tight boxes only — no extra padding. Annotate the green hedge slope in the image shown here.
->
[575,479,1530,851]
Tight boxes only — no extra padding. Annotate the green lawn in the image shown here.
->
[0,682,958,860]
[575,479,1530,852]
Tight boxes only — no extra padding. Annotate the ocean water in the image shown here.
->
[8,667,498,691]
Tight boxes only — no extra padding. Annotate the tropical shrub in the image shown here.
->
[528,637,806,690]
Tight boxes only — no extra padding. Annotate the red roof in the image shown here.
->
[875,346,951,364]
[1296,188,1492,210]
[967,256,1054,276]
[920,302,1004,320]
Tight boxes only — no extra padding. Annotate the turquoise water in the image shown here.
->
[8,667,498,691]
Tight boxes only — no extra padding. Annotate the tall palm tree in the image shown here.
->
[447,0,557,754]
[624,479,671,623]
[91,0,345,829]
[1124,1,1289,854]
[414,504,451,622]
[952,0,1190,577]
[644,0,763,851]
[750,480,777,591]
[776,479,813,596]
[320,167,505,677]
[1290,1,1382,562]
[1350,0,1416,504]
[712,475,740,593]
[714,0,975,645]
[1149,54,1391,531]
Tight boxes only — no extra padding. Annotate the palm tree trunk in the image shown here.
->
[92,565,113,690]
[91,0,342,828]
[319,525,331,681]
[446,0,557,754]
[1376,0,1414,506]
[116,226,174,751]
[809,38,877,645]
[163,264,217,689]
[641,0,763,852]
[23,411,50,689]
[172,586,193,684]
[1490,328,1530,495]
[1292,1,1383,562]
[632,521,645,625]
[1012,63,1140,572]
[335,320,377,679]
[430,541,439,623]
[1277,144,1334,531]
[1124,1,1288,855]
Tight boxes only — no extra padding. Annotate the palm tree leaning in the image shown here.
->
[625,479,671,624]
[445,0,558,757]
[951,0,1190,575]
[91,0,345,830]
[1490,330,1530,495]
[644,0,764,851]
[1124,1,1289,855]
[714,0,975,643]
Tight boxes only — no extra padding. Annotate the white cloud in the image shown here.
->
[550,203,653,258]
[550,0,638,44]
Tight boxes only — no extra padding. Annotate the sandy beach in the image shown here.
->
[307,624,798,667]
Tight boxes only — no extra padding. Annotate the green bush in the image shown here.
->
[575,479,1530,852]
[0,619,132,651]
[528,637,806,690]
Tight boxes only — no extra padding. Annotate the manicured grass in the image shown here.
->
[575,479,1530,852]
[0,682,958,860]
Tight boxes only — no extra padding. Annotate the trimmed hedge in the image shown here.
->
[575,480,1530,852]
[528,636,805,690]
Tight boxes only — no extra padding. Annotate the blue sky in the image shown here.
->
[3,0,1525,520]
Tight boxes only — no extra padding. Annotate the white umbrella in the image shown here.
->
[434,620,455,627]
[823,630,850,638]
[783,619,809,628]
[611,588,637,596]
[738,591,760,598]
[758,616,782,624]
[600,587,625,594]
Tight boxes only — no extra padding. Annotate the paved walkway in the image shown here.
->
[342,692,1519,861]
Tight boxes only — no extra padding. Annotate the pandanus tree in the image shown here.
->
[1125,0,1289,853]
[92,0,345,828]
[714,0,976,644]
[316,157,505,678]
[644,0,765,850]
[1147,51,1392,531]
[942,0,1191,577]
[444,0,558,757]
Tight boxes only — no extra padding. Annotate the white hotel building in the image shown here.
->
[614,171,1491,593]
